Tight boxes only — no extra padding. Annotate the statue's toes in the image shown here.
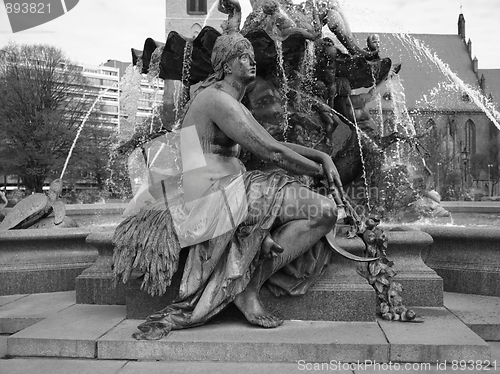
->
[135,320,172,340]
[256,313,284,328]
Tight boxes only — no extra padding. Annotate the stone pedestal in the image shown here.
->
[75,231,128,305]
[125,250,187,319]
[125,231,440,320]
[76,228,442,320]
[0,228,97,296]
[259,241,377,322]
[421,225,500,297]
[125,240,377,321]
[385,229,443,307]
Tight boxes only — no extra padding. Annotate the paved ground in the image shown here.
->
[0,291,499,373]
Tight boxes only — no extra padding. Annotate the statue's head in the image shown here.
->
[336,77,351,97]
[211,33,254,80]
[48,178,63,199]
[366,34,380,51]
[316,0,336,20]
[262,0,279,15]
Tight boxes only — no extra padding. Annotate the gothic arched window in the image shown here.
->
[465,119,476,158]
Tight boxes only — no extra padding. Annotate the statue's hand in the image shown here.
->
[320,155,346,210]
[354,48,379,60]
[218,0,241,14]
[260,233,284,260]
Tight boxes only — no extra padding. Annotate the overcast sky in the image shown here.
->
[0,0,498,69]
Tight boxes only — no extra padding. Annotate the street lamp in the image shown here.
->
[436,162,442,194]
[488,164,494,196]
[461,147,470,188]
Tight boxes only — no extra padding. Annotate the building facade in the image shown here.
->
[165,0,224,38]
[356,13,500,197]
[1,59,164,193]
[162,4,500,198]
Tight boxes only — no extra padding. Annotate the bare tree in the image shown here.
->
[0,43,94,193]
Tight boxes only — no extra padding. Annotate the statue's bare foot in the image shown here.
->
[233,288,284,328]
[132,319,173,340]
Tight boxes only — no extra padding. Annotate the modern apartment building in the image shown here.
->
[0,59,164,193]
[82,61,165,130]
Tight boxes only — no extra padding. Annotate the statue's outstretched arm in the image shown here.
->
[206,90,325,179]
[219,0,242,33]
[321,0,373,58]
[281,141,345,201]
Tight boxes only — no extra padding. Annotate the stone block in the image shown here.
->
[0,294,27,307]
[8,304,125,358]
[0,228,97,295]
[0,291,75,334]
[385,229,443,307]
[379,307,490,362]
[76,231,127,305]
[117,361,350,374]
[126,230,441,320]
[125,248,187,319]
[259,250,377,322]
[444,292,500,341]
[421,225,500,297]
[0,358,126,374]
[126,241,376,322]
[97,318,389,362]
[0,335,7,359]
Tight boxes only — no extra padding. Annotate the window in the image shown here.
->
[187,0,207,15]
[465,120,476,158]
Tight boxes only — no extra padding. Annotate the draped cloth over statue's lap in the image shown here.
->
[135,170,297,337]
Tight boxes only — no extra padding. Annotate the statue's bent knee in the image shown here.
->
[315,199,337,227]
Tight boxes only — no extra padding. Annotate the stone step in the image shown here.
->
[98,319,388,362]
[8,304,126,358]
[0,358,431,374]
[444,292,500,341]
[0,291,75,334]
[6,303,490,363]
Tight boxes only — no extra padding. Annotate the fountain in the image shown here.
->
[0,85,123,295]
[96,0,450,335]
[1,1,499,367]
[0,0,497,336]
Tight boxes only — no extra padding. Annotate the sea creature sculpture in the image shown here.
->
[0,179,70,230]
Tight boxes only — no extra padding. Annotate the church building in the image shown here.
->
[162,1,500,198]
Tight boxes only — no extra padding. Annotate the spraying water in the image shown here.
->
[119,64,143,141]
[178,41,194,123]
[145,46,165,134]
[202,0,221,28]
[274,40,290,140]
[347,96,371,209]
[297,40,316,113]
[394,33,500,130]
[60,85,116,180]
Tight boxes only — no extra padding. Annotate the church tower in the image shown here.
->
[457,13,466,40]
[165,0,225,39]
